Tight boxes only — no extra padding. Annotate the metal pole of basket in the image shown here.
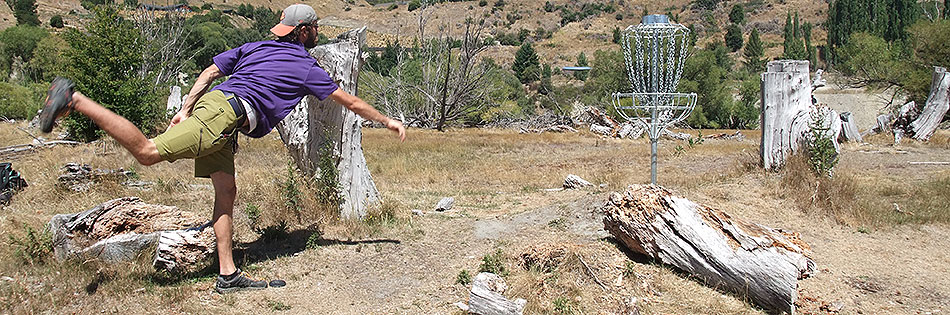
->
[611,15,696,185]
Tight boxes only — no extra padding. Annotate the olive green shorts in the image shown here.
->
[152,90,244,178]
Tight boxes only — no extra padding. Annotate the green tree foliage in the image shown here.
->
[557,2,615,26]
[366,41,401,76]
[512,42,540,84]
[408,0,421,11]
[49,15,64,28]
[62,6,160,141]
[945,0,949,19]
[582,49,627,107]
[539,64,553,95]
[744,28,765,72]
[27,34,68,82]
[782,12,809,60]
[574,52,588,81]
[0,81,44,119]
[724,24,743,52]
[680,43,757,129]
[0,26,47,77]
[729,4,745,24]
[10,0,40,26]
[826,0,919,66]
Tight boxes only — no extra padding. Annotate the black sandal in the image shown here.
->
[38,77,76,133]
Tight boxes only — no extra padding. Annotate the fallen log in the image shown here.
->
[49,197,214,273]
[468,272,526,315]
[603,185,815,314]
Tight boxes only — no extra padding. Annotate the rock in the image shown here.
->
[563,174,593,189]
[435,197,454,212]
[166,86,182,114]
[411,209,424,216]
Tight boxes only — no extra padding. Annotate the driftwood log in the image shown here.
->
[276,27,380,220]
[603,185,815,314]
[468,272,526,315]
[49,197,214,273]
[760,60,840,170]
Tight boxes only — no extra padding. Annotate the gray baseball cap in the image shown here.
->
[271,4,317,37]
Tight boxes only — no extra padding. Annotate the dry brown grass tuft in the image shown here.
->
[779,153,859,225]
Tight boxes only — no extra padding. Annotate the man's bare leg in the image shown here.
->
[210,171,238,276]
[70,92,162,165]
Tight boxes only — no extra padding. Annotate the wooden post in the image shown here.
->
[276,27,381,220]
[603,185,815,314]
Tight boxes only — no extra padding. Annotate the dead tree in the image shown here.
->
[361,9,493,130]
[760,60,840,170]
[603,185,815,314]
[132,8,194,88]
[276,27,380,220]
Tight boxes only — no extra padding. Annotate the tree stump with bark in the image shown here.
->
[603,185,815,314]
[48,197,214,273]
[276,27,381,220]
[760,60,840,170]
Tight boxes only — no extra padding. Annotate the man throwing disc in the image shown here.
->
[37,4,406,293]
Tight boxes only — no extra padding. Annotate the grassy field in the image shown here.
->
[1,122,949,313]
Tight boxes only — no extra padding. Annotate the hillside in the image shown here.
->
[3,0,830,69]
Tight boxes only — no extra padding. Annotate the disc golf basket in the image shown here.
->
[611,14,696,185]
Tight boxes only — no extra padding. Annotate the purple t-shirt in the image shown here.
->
[211,40,339,138]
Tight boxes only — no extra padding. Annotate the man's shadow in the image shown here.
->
[233,229,401,267]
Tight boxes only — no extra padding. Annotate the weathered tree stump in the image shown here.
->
[276,27,380,220]
[603,185,815,314]
[838,112,862,143]
[907,67,949,141]
[49,197,214,273]
[760,60,840,170]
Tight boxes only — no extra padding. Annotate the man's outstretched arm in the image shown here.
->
[168,64,225,130]
[329,88,406,142]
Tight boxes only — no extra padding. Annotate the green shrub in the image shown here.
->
[479,0,488,7]
[456,269,472,285]
[0,81,44,120]
[478,249,508,276]
[0,25,48,75]
[552,297,579,314]
[8,225,52,265]
[63,6,160,141]
[805,108,839,177]
[49,15,64,28]
[408,0,421,11]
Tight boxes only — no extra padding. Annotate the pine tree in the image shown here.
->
[724,24,743,52]
[729,4,745,24]
[802,22,816,65]
[744,28,765,72]
[783,12,793,54]
[944,0,949,19]
[574,52,588,81]
[783,12,807,60]
[512,42,540,84]
[12,0,40,26]
[612,27,621,44]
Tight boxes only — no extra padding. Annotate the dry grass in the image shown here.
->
[2,122,949,313]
